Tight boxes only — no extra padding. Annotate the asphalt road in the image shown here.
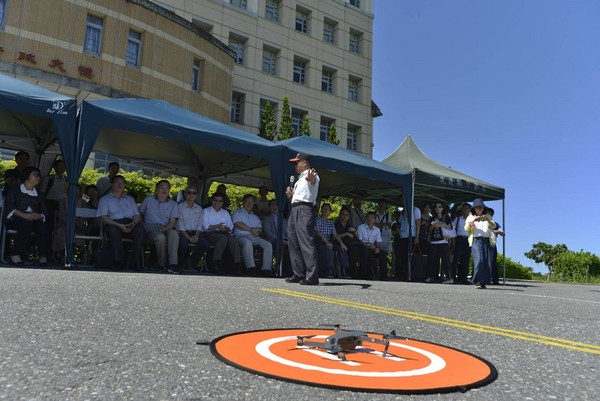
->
[0,266,598,401]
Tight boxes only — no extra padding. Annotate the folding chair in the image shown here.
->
[74,208,104,265]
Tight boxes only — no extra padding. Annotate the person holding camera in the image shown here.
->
[465,198,496,289]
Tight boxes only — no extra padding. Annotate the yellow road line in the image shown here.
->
[263,288,600,355]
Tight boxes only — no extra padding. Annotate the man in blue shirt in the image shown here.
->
[97,175,144,269]
[140,180,179,273]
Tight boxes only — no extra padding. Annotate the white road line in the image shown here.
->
[507,292,600,304]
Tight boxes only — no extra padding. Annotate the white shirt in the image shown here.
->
[454,215,469,237]
[291,169,320,205]
[399,206,421,238]
[232,208,262,237]
[202,207,233,231]
[177,201,203,232]
[357,223,382,245]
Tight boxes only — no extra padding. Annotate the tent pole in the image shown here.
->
[502,198,506,286]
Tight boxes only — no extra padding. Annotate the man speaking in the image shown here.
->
[285,153,320,285]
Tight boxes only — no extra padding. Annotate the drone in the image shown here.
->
[296,324,405,361]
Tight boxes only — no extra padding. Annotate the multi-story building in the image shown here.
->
[0,0,377,159]
[0,0,235,122]
[155,0,377,156]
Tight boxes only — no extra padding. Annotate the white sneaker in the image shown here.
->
[442,279,454,284]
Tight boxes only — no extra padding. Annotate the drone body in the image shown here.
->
[296,326,401,361]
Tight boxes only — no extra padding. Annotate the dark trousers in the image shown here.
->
[287,204,318,281]
[452,236,471,282]
[427,242,451,280]
[178,232,209,268]
[105,218,145,266]
[316,240,334,277]
[359,246,387,279]
[394,237,412,279]
[490,245,499,284]
[472,237,493,285]
[6,217,50,258]
[205,231,240,266]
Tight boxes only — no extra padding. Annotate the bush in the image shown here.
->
[553,251,600,283]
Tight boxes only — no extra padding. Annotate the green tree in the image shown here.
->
[524,242,568,279]
[300,115,311,136]
[259,101,277,141]
[278,96,293,140]
[327,123,340,145]
[553,250,600,282]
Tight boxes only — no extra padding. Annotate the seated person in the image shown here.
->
[97,175,145,269]
[3,166,49,266]
[262,199,291,276]
[176,185,209,270]
[357,211,387,280]
[232,194,273,276]
[334,206,358,278]
[77,184,101,236]
[202,192,241,273]
[315,203,344,278]
[3,151,31,196]
[140,180,179,273]
[255,185,271,219]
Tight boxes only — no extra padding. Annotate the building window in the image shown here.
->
[321,68,334,94]
[323,19,336,44]
[228,36,245,65]
[262,48,277,75]
[348,77,360,101]
[349,0,360,8]
[126,30,142,67]
[320,117,335,141]
[230,0,247,10]
[83,15,103,55]
[291,109,306,137]
[0,0,6,28]
[191,60,201,92]
[349,30,361,54]
[293,58,307,85]
[295,9,309,34]
[231,92,245,123]
[265,0,279,22]
[347,125,359,151]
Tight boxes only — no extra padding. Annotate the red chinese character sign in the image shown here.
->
[210,328,497,394]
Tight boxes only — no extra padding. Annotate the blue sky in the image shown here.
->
[371,0,600,273]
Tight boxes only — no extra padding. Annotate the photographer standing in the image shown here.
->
[465,198,496,289]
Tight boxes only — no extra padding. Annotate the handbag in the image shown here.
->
[409,244,427,280]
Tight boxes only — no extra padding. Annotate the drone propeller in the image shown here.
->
[296,334,317,340]
[383,330,406,340]
[317,323,344,330]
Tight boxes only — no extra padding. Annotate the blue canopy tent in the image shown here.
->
[269,136,412,274]
[0,74,77,170]
[65,98,282,266]
[277,136,412,202]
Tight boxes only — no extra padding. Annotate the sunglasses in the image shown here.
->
[186,191,197,195]
[212,199,223,203]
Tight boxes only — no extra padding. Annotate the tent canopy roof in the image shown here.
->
[278,136,412,202]
[0,74,77,156]
[78,99,278,180]
[382,135,505,205]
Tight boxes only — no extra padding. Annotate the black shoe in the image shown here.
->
[300,279,319,286]
[285,275,303,283]
[258,269,274,278]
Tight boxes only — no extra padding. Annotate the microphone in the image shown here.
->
[289,175,295,187]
